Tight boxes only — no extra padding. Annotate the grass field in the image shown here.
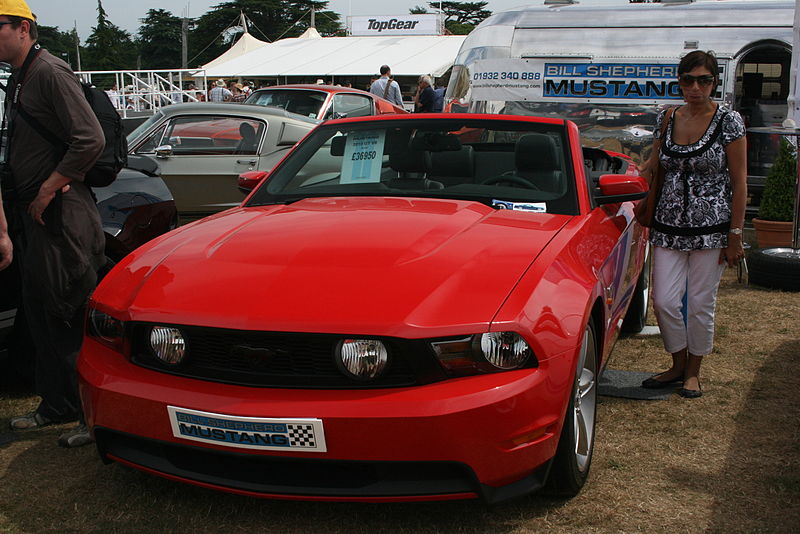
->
[1,269,798,534]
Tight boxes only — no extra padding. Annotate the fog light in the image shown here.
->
[150,326,186,365]
[336,339,388,380]
[479,332,531,369]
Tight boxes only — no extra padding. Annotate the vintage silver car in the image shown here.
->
[126,103,318,222]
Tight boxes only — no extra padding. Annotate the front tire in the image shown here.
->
[545,318,598,497]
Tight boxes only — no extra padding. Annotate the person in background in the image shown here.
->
[105,84,121,110]
[230,83,246,103]
[414,75,435,113]
[208,79,232,102]
[0,0,106,446]
[432,83,446,113]
[369,65,403,107]
[640,50,747,399]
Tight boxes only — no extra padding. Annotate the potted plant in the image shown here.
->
[752,137,797,247]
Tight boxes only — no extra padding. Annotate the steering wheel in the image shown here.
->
[480,174,540,190]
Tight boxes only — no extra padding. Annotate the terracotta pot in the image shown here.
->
[752,218,794,248]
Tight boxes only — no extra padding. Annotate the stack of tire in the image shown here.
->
[748,248,800,291]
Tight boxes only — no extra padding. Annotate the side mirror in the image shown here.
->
[154,144,173,158]
[238,170,269,193]
[595,174,648,204]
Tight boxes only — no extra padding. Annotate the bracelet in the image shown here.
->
[728,227,743,236]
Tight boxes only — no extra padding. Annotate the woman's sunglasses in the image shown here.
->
[678,74,716,88]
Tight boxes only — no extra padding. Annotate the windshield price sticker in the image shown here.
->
[492,199,547,213]
[341,130,385,184]
[470,58,720,104]
[168,406,327,452]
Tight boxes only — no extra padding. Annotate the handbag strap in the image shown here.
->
[651,106,675,189]
[382,77,392,100]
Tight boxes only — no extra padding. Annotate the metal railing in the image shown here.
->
[75,69,209,118]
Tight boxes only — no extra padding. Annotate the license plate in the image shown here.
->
[167,406,327,452]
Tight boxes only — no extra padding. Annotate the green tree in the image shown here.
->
[83,0,137,71]
[36,25,76,67]
[189,0,342,67]
[137,9,183,69]
[409,2,491,35]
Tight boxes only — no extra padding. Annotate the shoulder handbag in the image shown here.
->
[634,107,675,227]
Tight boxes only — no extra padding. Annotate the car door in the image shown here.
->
[134,114,267,222]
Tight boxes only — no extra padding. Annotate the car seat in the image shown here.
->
[428,146,475,186]
[513,134,564,194]
[387,148,444,190]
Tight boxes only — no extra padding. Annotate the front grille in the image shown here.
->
[130,324,445,388]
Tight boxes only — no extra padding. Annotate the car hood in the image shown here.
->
[98,197,570,337]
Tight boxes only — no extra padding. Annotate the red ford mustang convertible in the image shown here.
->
[79,114,649,504]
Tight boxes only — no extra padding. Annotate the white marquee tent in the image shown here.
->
[200,28,466,79]
[202,32,269,71]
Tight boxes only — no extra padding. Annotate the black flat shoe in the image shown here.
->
[679,384,703,398]
[641,373,684,389]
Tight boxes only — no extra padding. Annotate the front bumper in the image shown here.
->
[79,338,573,503]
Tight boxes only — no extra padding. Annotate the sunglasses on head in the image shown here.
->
[678,74,716,87]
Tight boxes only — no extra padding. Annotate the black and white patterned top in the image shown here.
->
[650,104,746,251]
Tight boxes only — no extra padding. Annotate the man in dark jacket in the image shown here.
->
[0,1,105,447]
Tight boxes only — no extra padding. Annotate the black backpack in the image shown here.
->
[7,45,128,188]
[15,82,128,188]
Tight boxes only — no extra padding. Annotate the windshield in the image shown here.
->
[245,89,327,119]
[248,117,578,215]
[127,110,165,146]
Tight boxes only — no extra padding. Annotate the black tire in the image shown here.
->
[622,244,651,333]
[748,247,800,291]
[545,318,598,497]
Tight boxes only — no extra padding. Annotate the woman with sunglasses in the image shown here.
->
[640,50,747,398]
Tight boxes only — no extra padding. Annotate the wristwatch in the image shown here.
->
[729,227,743,235]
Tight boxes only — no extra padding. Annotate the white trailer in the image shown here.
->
[445,0,795,202]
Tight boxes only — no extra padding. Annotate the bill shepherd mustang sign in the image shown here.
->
[470,58,727,104]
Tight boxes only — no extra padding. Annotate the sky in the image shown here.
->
[31,0,779,41]
[32,0,586,40]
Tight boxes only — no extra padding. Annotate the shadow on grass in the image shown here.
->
[0,429,569,534]
[668,339,800,533]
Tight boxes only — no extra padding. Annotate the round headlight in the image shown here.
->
[479,332,531,369]
[150,326,186,365]
[336,339,389,380]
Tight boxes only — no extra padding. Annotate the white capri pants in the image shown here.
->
[651,246,726,356]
